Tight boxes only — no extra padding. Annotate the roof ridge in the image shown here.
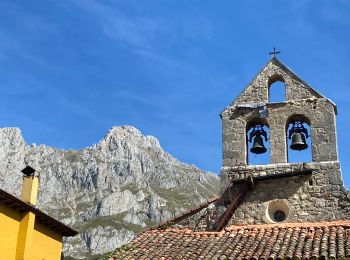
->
[147,227,226,236]
[145,220,350,236]
[225,220,350,231]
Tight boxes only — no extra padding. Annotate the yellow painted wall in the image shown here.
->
[0,204,21,260]
[0,203,64,260]
[16,212,36,260]
[30,222,63,260]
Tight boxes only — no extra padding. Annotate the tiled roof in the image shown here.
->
[109,220,350,259]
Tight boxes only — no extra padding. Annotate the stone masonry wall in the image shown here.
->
[227,161,350,225]
[223,161,341,182]
[221,58,337,178]
[216,58,348,229]
[229,58,322,107]
[221,98,337,172]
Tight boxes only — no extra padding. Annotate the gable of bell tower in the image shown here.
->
[217,57,349,226]
[221,57,338,181]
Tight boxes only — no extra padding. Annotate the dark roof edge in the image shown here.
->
[0,188,78,237]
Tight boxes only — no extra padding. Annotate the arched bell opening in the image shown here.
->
[268,74,286,103]
[246,119,270,165]
[286,115,312,163]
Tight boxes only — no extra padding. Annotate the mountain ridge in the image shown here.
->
[0,126,219,258]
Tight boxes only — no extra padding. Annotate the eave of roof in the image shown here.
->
[110,220,350,259]
[0,188,78,237]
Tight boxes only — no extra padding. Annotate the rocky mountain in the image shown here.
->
[0,126,219,259]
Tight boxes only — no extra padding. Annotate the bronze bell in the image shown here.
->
[290,132,308,151]
[250,134,267,154]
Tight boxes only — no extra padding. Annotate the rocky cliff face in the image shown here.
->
[0,126,219,259]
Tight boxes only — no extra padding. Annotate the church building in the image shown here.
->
[109,56,350,259]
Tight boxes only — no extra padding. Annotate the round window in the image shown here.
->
[265,200,290,223]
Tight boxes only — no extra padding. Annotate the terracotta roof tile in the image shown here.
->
[110,221,350,259]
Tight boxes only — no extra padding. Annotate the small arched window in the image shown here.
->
[246,121,270,165]
[268,75,286,103]
[286,116,312,163]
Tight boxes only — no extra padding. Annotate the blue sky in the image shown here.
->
[0,1,349,185]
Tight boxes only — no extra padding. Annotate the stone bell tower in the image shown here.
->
[218,56,350,226]
[112,55,350,260]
